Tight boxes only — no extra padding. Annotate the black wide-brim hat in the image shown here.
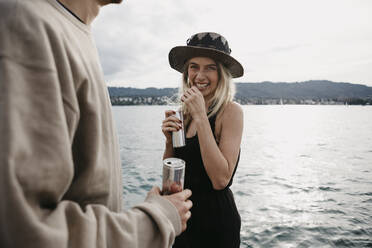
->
[169,32,244,78]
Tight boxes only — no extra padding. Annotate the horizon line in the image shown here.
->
[107,80,372,89]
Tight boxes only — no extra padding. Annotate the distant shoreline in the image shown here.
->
[110,97,372,106]
[109,80,372,106]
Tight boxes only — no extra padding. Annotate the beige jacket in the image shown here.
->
[0,0,181,247]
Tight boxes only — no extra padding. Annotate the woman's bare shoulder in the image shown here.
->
[222,101,243,119]
[215,102,243,140]
[216,101,243,129]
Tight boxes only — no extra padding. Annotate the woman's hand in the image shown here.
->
[181,86,207,120]
[161,110,182,143]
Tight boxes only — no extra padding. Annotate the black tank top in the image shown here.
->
[173,114,241,248]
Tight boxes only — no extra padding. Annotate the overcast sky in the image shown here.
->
[92,0,372,88]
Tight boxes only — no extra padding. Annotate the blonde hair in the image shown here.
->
[179,60,235,128]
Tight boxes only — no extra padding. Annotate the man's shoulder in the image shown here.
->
[0,0,67,69]
[1,0,57,32]
[1,0,50,18]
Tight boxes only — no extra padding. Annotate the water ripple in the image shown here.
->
[236,190,249,197]
[318,186,341,192]
[273,176,286,181]
[347,192,372,196]
[331,238,355,247]
[278,182,295,189]
[350,228,372,236]
[302,186,315,192]
[319,209,346,215]
[139,184,152,191]
[305,226,340,236]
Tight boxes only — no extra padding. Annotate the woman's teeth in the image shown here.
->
[196,83,209,89]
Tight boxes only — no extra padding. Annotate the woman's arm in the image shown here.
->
[181,87,243,190]
[194,102,243,190]
[163,140,175,159]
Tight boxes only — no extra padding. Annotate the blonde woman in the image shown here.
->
[161,32,244,248]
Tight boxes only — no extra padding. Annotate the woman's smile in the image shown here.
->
[195,82,210,90]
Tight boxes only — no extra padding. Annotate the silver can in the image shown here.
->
[162,158,185,195]
[172,110,186,148]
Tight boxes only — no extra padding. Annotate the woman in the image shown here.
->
[161,32,244,248]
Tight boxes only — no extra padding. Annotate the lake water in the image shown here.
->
[112,105,372,248]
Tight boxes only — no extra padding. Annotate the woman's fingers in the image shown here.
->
[190,86,198,93]
[162,122,181,131]
[162,116,182,124]
[162,110,183,143]
[185,89,193,97]
[182,89,193,103]
[165,110,176,118]
[162,116,182,132]
[162,126,179,133]
[163,111,182,124]
[183,86,202,100]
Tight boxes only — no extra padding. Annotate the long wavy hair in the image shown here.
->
[179,59,236,128]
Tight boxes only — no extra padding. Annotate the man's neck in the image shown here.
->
[57,0,100,25]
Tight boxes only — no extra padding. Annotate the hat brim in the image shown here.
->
[169,46,244,78]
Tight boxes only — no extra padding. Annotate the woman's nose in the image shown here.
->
[195,70,206,81]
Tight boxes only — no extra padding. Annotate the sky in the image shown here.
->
[92,0,372,89]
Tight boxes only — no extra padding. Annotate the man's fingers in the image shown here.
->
[167,189,192,199]
[163,189,193,232]
[154,186,161,193]
[185,199,193,209]
[185,211,191,220]
[149,186,161,195]
[178,189,192,200]
[181,211,192,232]
[182,210,191,223]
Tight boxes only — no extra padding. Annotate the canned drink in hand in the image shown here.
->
[172,110,186,148]
[162,158,185,195]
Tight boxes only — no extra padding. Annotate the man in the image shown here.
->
[0,0,192,247]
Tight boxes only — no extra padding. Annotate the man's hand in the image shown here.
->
[148,187,192,232]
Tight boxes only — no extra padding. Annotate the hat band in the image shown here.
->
[188,43,231,55]
[187,34,231,55]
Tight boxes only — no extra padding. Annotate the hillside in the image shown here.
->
[234,80,372,99]
[108,80,372,105]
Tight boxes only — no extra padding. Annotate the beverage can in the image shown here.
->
[162,158,185,195]
[172,110,186,148]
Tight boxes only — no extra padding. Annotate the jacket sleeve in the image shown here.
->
[0,1,181,248]
[0,61,181,247]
